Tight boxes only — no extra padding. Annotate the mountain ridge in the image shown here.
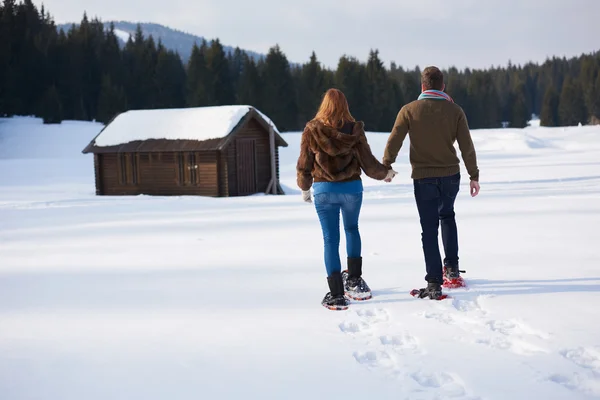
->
[57,21,265,64]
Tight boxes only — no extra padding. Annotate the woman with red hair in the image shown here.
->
[297,89,397,310]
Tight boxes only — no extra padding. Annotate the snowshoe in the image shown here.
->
[410,282,448,300]
[443,266,466,289]
[322,292,350,310]
[342,270,372,301]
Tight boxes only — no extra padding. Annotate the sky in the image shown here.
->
[34,0,599,70]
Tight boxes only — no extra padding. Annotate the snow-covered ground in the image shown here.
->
[1,116,599,400]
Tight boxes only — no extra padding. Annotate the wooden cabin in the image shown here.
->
[82,106,288,197]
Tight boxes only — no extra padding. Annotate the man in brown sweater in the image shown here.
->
[383,66,480,300]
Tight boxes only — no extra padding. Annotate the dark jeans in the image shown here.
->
[314,192,363,277]
[413,173,460,284]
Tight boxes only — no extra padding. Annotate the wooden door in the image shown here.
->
[236,139,256,195]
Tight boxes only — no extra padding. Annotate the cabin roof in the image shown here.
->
[82,105,287,153]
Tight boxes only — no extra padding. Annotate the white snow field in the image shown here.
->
[1,116,599,400]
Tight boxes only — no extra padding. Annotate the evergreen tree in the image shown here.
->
[590,73,600,123]
[236,54,262,108]
[14,0,45,116]
[123,25,159,110]
[580,55,598,120]
[102,22,124,87]
[155,45,186,108]
[509,81,529,128]
[297,51,327,124]
[363,50,396,131]
[466,71,501,129]
[540,86,559,126]
[558,77,587,126]
[261,45,297,131]
[401,69,421,102]
[186,41,210,106]
[445,67,468,109]
[39,85,62,124]
[228,47,244,100]
[205,39,234,105]
[96,75,127,124]
[335,55,367,121]
[0,0,17,115]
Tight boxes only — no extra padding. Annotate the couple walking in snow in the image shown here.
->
[296,66,480,310]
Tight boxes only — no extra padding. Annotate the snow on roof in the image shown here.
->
[94,105,278,148]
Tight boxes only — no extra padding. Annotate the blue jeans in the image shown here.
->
[314,192,363,277]
[413,173,460,284]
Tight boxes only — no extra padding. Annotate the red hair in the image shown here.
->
[314,89,355,129]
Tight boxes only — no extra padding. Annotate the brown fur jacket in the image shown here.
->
[296,119,390,191]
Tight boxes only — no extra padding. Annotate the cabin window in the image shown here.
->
[119,153,127,185]
[178,152,199,186]
[189,152,197,185]
[118,153,139,186]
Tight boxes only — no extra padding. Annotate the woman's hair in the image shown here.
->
[314,88,356,129]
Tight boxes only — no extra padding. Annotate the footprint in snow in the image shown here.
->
[452,295,489,316]
[410,371,480,399]
[339,320,370,334]
[380,333,420,352]
[356,307,390,323]
[342,308,480,399]
[353,350,397,372]
[560,347,600,373]
[475,336,548,356]
[547,372,600,398]
[339,308,389,335]
[486,319,551,340]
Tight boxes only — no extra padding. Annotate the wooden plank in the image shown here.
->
[217,151,228,196]
[236,139,257,195]
[227,142,238,196]
[266,125,277,194]
[94,154,104,195]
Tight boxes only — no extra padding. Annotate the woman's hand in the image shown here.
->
[302,190,312,203]
[384,168,398,183]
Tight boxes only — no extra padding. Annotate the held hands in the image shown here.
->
[470,180,480,197]
[302,190,312,203]
[384,168,398,183]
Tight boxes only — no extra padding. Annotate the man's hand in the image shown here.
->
[470,180,480,197]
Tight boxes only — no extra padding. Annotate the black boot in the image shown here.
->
[342,257,372,301]
[348,257,362,278]
[444,265,460,279]
[322,272,350,310]
[415,282,444,300]
[443,265,466,288]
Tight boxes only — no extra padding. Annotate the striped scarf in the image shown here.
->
[418,89,454,103]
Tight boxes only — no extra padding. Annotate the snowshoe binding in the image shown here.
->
[410,282,448,300]
[342,257,372,301]
[342,270,372,301]
[443,265,466,289]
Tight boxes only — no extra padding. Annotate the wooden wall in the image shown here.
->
[96,151,219,196]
